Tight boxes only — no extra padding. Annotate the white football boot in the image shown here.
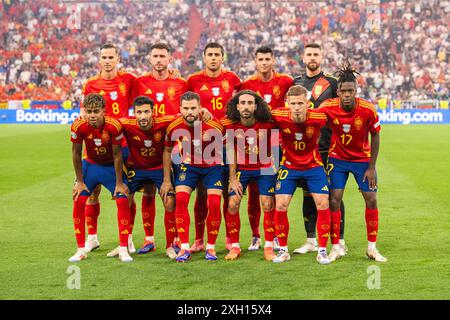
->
[68,248,87,262]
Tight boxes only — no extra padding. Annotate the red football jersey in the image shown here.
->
[82,71,136,118]
[221,119,276,170]
[120,115,176,170]
[319,98,381,162]
[165,117,224,167]
[240,72,293,109]
[187,69,241,119]
[271,108,327,170]
[70,116,123,165]
[131,73,188,117]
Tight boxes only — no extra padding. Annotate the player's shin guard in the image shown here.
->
[175,192,191,245]
[226,211,240,244]
[116,197,131,247]
[85,203,100,235]
[206,194,222,246]
[248,182,261,238]
[330,210,341,245]
[274,210,289,247]
[365,208,379,242]
[193,193,207,241]
[129,200,136,234]
[316,208,331,248]
[303,195,318,238]
[263,210,275,243]
[141,195,155,238]
[74,196,88,248]
[164,210,177,248]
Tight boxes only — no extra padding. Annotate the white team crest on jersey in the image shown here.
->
[110,91,118,101]
[246,137,255,145]
[144,140,152,147]
[295,133,303,141]
[264,94,272,103]
[212,87,220,97]
[343,124,351,133]
[193,139,201,147]
[156,93,164,102]
[94,138,102,146]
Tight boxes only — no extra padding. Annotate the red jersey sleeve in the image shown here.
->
[70,119,86,144]
[105,117,124,145]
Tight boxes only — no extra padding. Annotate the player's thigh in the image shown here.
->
[175,164,199,191]
[351,161,376,193]
[327,158,349,190]
[202,166,224,192]
[99,165,127,198]
[310,193,329,210]
[275,166,298,198]
[81,160,102,198]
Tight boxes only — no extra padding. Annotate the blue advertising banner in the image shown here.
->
[377,109,450,124]
[0,109,81,124]
[0,108,449,125]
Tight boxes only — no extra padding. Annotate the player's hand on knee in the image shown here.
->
[363,168,377,191]
[73,181,90,201]
[160,181,174,202]
[114,182,130,198]
[229,180,243,199]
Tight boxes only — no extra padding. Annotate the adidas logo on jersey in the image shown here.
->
[283,128,291,134]
[145,89,153,95]
[214,181,223,187]
[200,85,208,91]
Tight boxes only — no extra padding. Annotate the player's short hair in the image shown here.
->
[150,43,171,54]
[226,90,272,122]
[304,43,322,51]
[255,46,273,57]
[286,85,308,97]
[180,91,200,105]
[203,42,224,56]
[335,58,360,88]
[100,42,120,55]
[84,93,105,109]
[133,96,154,108]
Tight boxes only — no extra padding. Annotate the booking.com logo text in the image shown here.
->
[16,110,80,124]
[378,109,444,125]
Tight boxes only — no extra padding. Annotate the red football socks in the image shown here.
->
[366,208,379,242]
[263,210,275,243]
[247,182,261,238]
[116,197,131,247]
[330,210,341,245]
[206,194,222,245]
[193,192,207,241]
[226,210,240,244]
[85,202,100,235]
[316,208,331,248]
[175,192,191,244]
[164,210,177,248]
[274,210,289,247]
[74,196,88,248]
[141,195,156,237]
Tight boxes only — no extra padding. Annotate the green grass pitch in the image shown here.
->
[0,124,449,300]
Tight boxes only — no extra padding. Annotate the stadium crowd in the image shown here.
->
[0,0,448,105]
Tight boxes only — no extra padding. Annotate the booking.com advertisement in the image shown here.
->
[0,108,450,125]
